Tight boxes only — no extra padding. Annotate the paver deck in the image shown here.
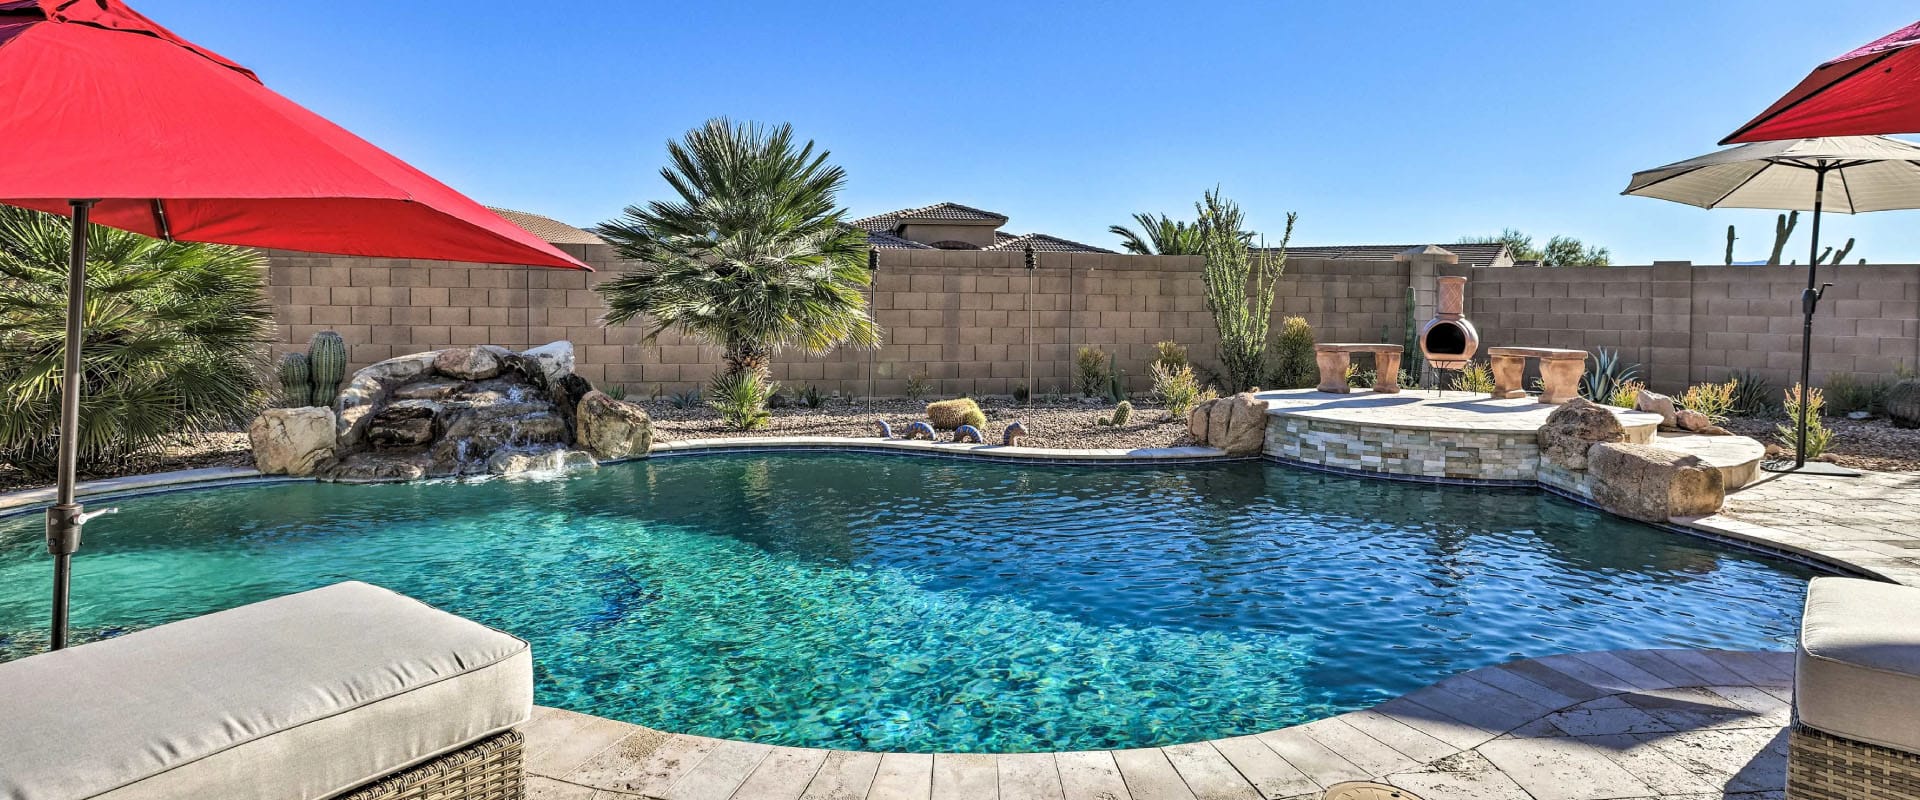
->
[1686,468,1920,586]
[521,649,1797,800]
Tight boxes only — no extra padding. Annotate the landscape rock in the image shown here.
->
[1635,390,1678,428]
[392,379,466,402]
[486,448,598,475]
[1675,409,1716,432]
[247,407,336,477]
[1206,396,1233,448]
[433,346,504,381]
[521,341,575,385]
[365,400,441,449]
[335,351,440,448]
[1539,397,1626,470]
[1588,442,1725,522]
[1219,392,1270,456]
[1188,399,1216,442]
[576,390,654,461]
[326,452,428,484]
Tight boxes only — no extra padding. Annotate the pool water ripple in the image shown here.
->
[0,455,1811,752]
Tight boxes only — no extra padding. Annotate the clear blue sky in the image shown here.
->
[145,1,1920,264]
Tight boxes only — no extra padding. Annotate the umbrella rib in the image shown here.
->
[1838,167,1856,213]
[1704,164,1774,209]
[1721,50,1903,144]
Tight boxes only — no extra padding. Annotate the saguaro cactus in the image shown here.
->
[278,352,312,408]
[1768,211,1798,265]
[307,330,347,407]
[1724,225,1737,265]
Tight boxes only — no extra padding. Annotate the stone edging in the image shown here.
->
[0,467,287,518]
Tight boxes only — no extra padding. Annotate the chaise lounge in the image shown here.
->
[1790,577,1920,800]
[0,581,531,800]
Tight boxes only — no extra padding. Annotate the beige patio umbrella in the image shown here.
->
[1624,135,1920,475]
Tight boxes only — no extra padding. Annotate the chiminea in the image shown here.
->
[1418,276,1480,369]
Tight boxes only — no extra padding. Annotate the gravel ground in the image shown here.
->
[1721,414,1920,473]
[0,431,253,494]
[640,397,1195,451]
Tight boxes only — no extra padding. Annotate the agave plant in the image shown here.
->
[1579,348,1641,404]
[595,118,880,378]
[0,206,274,479]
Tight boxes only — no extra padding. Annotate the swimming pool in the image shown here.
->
[0,454,1813,752]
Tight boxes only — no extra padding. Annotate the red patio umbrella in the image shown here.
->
[1724,19,1920,143]
[0,0,591,650]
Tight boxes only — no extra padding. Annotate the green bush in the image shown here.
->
[1076,346,1110,398]
[706,369,776,430]
[1778,384,1834,458]
[1888,378,1920,428]
[0,208,275,479]
[1822,373,1890,417]
[1150,362,1207,418]
[903,369,931,402]
[1267,316,1316,389]
[1450,361,1497,394]
[1151,341,1188,373]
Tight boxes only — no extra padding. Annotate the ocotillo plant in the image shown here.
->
[306,330,348,407]
[1198,188,1295,393]
[278,352,312,408]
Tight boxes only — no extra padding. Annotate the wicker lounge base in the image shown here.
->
[338,729,525,800]
[1789,724,1920,800]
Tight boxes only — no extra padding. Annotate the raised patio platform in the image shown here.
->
[521,649,1797,800]
[1258,389,1666,483]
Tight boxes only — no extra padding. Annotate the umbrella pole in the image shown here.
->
[48,199,96,651]
[1794,169,1823,470]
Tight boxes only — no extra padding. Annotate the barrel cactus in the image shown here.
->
[306,330,348,407]
[1099,400,1134,427]
[278,352,312,408]
[1890,378,1920,429]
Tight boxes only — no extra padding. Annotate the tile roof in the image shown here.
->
[487,207,605,245]
[1279,243,1512,268]
[852,202,1008,231]
[982,232,1114,254]
[855,226,932,249]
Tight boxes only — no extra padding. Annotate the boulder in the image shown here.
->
[335,351,440,449]
[326,452,429,484]
[521,341,574,385]
[1675,409,1715,432]
[1538,397,1626,470]
[1588,442,1726,522]
[1635,390,1678,428]
[576,390,654,461]
[1207,397,1233,448]
[1188,399,1216,442]
[487,448,598,475]
[1219,392,1270,456]
[433,346,504,381]
[365,400,440,449]
[247,407,337,477]
[391,379,466,402]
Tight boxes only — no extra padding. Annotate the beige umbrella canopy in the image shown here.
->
[1624,135,1920,212]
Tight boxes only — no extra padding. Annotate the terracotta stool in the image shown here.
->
[1486,346,1587,404]
[1314,343,1404,394]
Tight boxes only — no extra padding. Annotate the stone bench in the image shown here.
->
[1487,346,1587,404]
[1313,343,1403,394]
[1791,577,1920,800]
[0,581,532,800]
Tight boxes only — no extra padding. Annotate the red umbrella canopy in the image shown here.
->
[0,0,588,270]
[1724,20,1920,144]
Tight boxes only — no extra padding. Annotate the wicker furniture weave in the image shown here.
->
[337,729,525,800]
[1789,724,1920,800]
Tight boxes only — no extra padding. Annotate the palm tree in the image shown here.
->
[595,118,880,376]
[0,207,275,479]
[1109,212,1205,255]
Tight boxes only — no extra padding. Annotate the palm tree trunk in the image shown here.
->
[724,340,770,376]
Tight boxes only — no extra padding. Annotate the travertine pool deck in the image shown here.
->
[522,649,1798,800]
[1255,389,1663,434]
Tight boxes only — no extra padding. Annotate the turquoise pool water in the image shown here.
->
[0,455,1813,752]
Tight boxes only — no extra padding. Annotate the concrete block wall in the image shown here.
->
[268,246,1920,400]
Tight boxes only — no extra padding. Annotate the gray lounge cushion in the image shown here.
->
[0,581,531,800]
[1797,576,1920,753]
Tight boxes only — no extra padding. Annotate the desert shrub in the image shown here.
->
[1677,380,1737,424]
[1579,348,1641,403]
[1606,379,1643,409]
[1151,341,1189,373]
[1778,384,1834,458]
[0,208,275,479]
[1822,373,1890,417]
[1888,378,1920,428]
[1344,363,1375,388]
[706,369,776,430]
[1076,346,1110,398]
[926,398,986,430]
[1150,362,1206,418]
[903,369,931,402]
[604,384,630,401]
[1012,382,1031,403]
[1450,361,1497,394]
[798,384,827,409]
[1267,316,1317,389]
[668,388,703,409]
[1727,369,1776,417]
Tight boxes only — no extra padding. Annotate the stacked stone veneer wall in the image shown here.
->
[1264,415,1657,483]
[268,243,1920,397]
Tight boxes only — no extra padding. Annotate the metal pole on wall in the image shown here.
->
[867,248,878,414]
[1024,244,1036,405]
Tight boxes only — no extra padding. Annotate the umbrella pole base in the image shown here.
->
[1761,459,1861,477]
